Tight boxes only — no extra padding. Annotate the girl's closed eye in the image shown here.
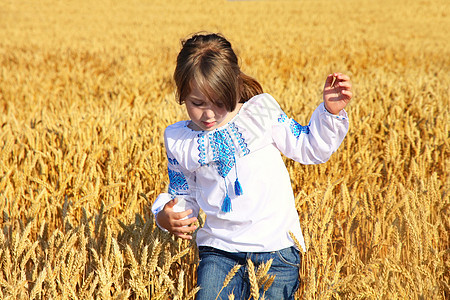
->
[215,102,225,109]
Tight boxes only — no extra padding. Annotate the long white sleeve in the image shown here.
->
[272,102,349,164]
[151,132,200,230]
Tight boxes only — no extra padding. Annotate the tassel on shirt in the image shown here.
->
[234,178,243,196]
[233,158,243,196]
[221,194,232,213]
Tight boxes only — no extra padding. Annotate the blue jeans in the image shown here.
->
[196,246,301,300]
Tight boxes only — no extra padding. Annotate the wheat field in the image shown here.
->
[0,0,449,299]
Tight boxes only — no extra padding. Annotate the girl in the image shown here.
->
[152,33,352,299]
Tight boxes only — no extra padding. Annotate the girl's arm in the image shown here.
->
[271,73,352,164]
[151,148,200,240]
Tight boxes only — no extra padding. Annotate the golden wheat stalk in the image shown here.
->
[247,259,259,300]
[215,264,242,300]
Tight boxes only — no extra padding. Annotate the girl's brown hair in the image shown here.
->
[174,33,263,112]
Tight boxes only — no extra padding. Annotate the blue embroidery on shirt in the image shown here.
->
[210,129,236,178]
[168,157,179,165]
[229,123,250,155]
[278,113,310,138]
[278,113,289,123]
[196,124,250,174]
[168,168,189,195]
[198,134,207,166]
[290,120,310,137]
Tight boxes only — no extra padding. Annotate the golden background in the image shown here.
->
[0,0,448,298]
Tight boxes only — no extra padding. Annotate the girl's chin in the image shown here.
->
[189,120,224,131]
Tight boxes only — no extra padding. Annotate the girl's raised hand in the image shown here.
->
[323,73,352,115]
[156,198,198,240]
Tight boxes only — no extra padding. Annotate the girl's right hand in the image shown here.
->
[323,73,352,115]
[156,198,198,240]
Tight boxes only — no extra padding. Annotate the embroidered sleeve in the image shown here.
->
[167,157,190,195]
[272,102,349,164]
[151,132,200,230]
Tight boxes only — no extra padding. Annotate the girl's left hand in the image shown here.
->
[323,72,353,115]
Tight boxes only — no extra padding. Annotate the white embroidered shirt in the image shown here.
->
[152,93,349,253]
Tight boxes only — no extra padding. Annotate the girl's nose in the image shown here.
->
[203,109,215,119]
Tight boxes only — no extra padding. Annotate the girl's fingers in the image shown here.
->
[182,224,198,232]
[174,225,197,234]
[341,90,353,98]
[334,73,350,81]
[173,217,197,228]
[175,209,194,220]
[336,81,352,89]
[183,216,198,224]
[326,73,351,90]
[172,224,198,239]
[330,73,351,87]
[170,215,198,230]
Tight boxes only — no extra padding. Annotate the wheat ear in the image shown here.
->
[247,259,259,300]
[215,264,242,300]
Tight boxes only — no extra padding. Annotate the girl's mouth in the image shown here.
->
[202,121,216,128]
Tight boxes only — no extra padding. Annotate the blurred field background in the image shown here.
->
[0,0,449,299]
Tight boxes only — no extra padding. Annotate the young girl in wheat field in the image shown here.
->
[151,32,352,299]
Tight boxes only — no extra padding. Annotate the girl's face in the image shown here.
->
[185,81,229,131]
